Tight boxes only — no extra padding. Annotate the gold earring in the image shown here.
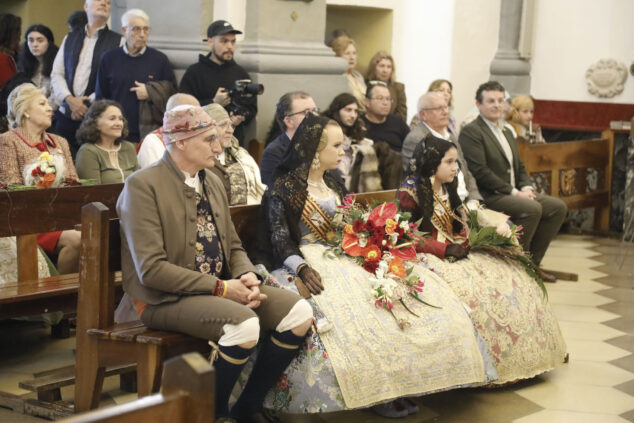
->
[25,113,30,118]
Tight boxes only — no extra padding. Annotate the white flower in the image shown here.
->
[394,213,401,221]
[362,211,370,221]
[45,167,55,174]
[375,260,389,279]
[40,163,49,172]
[400,221,409,230]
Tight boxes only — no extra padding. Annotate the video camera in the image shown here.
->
[226,79,264,117]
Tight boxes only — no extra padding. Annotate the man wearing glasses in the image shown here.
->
[401,91,483,209]
[95,8,176,142]
[259,91,319,186]
[362,81,410,152]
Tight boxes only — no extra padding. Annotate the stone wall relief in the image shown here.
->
[586,59,628,98]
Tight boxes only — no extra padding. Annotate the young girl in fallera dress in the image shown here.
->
[397,136,567,384]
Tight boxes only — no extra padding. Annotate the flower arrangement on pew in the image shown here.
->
[466,206,547,299]
[22,152,65,189]
[325,194,440,329]
[5,152,96,191]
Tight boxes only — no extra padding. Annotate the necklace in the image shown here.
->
[307,178,330,193]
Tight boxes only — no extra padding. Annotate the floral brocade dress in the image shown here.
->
[398,183,567,384]
[263,196,495,413]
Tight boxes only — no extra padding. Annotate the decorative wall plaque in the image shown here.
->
[585,59,628,98]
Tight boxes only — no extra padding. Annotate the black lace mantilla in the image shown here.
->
[255,114,347,268]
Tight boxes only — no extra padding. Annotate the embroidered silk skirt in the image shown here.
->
[421,251,567,384]
[262,243,493,412]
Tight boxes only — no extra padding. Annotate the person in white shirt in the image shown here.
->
[136,93,199,168]
[50,0,122,154]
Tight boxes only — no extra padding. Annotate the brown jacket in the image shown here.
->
[116,151,257,306]
[388,81,407,121]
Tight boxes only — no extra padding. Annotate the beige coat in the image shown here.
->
[117,151,257,306]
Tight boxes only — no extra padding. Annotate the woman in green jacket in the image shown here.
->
[75,100,139,184]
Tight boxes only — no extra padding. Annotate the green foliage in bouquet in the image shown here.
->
[466,210,548,300]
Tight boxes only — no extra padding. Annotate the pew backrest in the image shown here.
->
[517,135,613,231]
[0,184,124,320]
[60,352,215,423]
[0,183,123,282]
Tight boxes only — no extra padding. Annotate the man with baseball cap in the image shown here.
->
[117,105,312,422]
[179,20,256,143]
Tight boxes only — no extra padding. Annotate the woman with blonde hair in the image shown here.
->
[507,95,545,143]
[0,83,80,274]
[331,36,367,112]
[365,50,407,120]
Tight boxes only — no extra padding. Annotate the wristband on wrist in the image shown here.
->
[214,279,225,297]
[221,280,228,298]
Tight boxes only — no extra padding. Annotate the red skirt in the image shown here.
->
[37,231,62,256]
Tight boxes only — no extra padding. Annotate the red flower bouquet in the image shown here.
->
[325,195,440,329]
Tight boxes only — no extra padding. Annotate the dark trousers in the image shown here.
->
[53,110,81,157]
[485,193,567,265]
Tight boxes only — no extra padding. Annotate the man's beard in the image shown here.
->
[212,49,232,63]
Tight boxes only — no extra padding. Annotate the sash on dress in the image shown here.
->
[300,195,332,243]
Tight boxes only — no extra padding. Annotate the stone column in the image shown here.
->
[489,0,531,94]
[236,0,348,140]
[624,118,634,242]
[111,0,213,81]
[111,0,347,141]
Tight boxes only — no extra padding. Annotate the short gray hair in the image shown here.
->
[417,91,444,113]
[121,8,149,27]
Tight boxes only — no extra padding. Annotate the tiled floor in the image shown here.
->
[0,234,632,422]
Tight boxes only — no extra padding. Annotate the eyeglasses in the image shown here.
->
[367,80,388,87]
[286,107,320,118]
[422,105,449,112]
[129,26,150,34]
[370,96,393,103]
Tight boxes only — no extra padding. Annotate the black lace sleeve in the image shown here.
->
[250,189,303,270]
[268,192,303,266]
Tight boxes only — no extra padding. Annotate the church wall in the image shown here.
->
[530,0,634,104]
[326,0,455,124]
[449,0,501,127]
[3,0,85,47]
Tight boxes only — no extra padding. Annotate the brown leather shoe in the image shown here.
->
[536,267,557,283]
